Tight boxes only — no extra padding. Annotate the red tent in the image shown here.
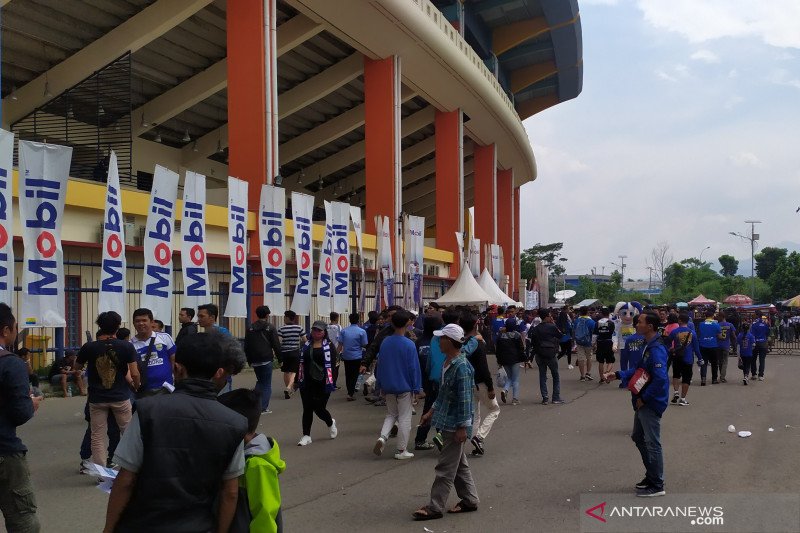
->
[723,294,753,305]
[688,294,716,305]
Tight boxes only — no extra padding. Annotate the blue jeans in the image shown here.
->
[502,363,521,400]
[537,357,560,401]
[631,405,664,489]
[253,362,273,411]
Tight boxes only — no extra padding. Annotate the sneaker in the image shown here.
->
[720,378,727,383]
[678,398,689,406]
[373,437,386,456]
[470,436,484,455]
[297,435,312,446]
[394,450,414,460]
[636,486,666,497]
[585,374,594,381]
[261,409,273,414]
[511,398,520,405]
[106,460,118,470]
[743,378,748,385]
[579,376,587,382]
[551,399,565,404]
[500,390,507,404]
[671,392,680,404]
[415,442,435,451]
[329,419,338,439]
[284,389,291,399]
[711,380,719,385]
[758,376,764,381]
[541,398,549,405]
[751,374,758,380]
[79,459,93,475]
[432,432,444,451]
[635,477,651,490]
[568,364,574,370]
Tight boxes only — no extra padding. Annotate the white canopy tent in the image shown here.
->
[478,268,521,306]
[433,264,493,306]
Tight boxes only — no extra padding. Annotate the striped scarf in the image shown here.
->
[298,339,335,392]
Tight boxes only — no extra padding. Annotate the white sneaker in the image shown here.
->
[79,459,92,475]
[758,376,764,381]
[678,398,689,406]
[394,450,414,460]
[297,435,312,446]
[329,419,338,439]
[373,437,386,456]
[568,364,574,370]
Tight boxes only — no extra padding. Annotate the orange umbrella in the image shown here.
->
[724,294,753,305]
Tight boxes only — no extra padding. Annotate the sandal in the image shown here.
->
[447,501,478,514]
[413,507,444,521]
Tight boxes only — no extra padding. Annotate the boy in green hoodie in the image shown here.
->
[219,389,286,533]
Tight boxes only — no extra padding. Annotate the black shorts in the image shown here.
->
[596,343,615,363]
[280,351,300,373]
[672,358,693,384]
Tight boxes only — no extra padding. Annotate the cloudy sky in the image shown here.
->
[520,0,800,281]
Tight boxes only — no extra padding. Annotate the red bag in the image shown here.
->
[627,367,651,395]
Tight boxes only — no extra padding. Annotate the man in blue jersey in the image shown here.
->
[131,308,176,398]
[716,312,737,383]
[696,309,722,386]
[667,312,702,406]
[603,311,670,497]
[749,316,770,381]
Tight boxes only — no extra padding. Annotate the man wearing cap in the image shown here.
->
[413,323,479,521]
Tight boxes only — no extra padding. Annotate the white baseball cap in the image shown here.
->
[433,323,465,343]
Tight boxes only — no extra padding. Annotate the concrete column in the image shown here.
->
[473,143,496,269]
[434,109,463,276]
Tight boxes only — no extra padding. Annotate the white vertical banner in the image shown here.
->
[291,192,314,315]
[181,172,210,312]
[141,165,179,325]
[316,201,333,317]
[331,202,350,313]
[98,151,126,315]
[498,245,506,293]
[259,185,286,315]
[377,215,394,307]
[491,243,501,285]
[225,177,248,318]
[19,141,72,327]
[405,214,425,309]
[469,238,481,279]
[374,216,384,312]
[349,206,365,312]
[455,231,464,266]
[0,130,15,306]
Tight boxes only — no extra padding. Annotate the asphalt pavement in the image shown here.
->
[16,354,800,533]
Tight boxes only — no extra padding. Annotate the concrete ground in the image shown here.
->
[17,354,800,533]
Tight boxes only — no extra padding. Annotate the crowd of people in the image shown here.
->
[0,296,786,531]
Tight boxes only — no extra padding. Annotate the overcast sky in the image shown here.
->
[519,0,800,281]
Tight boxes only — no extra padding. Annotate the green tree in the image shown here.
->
[718,254,738,277]
[574,276,597,301]
[768,251,800,299]
[754,247,787,280]
[520,242,566,280]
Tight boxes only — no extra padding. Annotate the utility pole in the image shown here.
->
[729,220,761,300]
[619,255,627,291]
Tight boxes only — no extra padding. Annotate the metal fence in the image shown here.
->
[770,324,800,355]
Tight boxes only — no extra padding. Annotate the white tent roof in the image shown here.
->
[478,269,519,306]
[434,264,493,306]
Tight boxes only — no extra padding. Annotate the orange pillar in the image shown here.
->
[435,109,463,277]
[473,144,497,268]
[513,186,521,300]
[497,168,513,292]
[364,56,401,260]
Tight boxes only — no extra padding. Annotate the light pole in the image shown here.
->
[729,220,761,300]
[619,255,627,291]
[699,246,711,264]
[646,266,655,293]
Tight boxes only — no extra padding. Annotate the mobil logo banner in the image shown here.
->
[224,177,248,318]
[405,214,425,309]
[316,201,333,317]
[491,244,501,284]
[331,201,350,313]
[98,151,127,315]
[0,130,15,307]
[141,166,178,325]
[470,238,481,278]
[18,141,72,327]
[181,171,209,312]
[349,206,365,311]
[290,192,314,316]
[259,185,285,315]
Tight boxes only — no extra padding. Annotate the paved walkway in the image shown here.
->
[18,354,800,532]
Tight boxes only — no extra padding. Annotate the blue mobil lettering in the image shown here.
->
[318,224,332,297]
[230,203,246,295]
[332,223,349,295]
[296,216,312,296]
[25,176,62,295]
[145,196,174,298]
[261,209,283,295]
[183,201,207,296]
[101,185,124,293]
[0,167,9,292]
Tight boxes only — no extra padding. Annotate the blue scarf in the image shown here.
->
[298,339,335,392]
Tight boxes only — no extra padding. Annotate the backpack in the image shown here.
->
[574,317,591,346]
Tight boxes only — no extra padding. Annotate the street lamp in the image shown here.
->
[729,220,761,300]
[699,246,711,263]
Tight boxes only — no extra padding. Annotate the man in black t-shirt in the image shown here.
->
[594,307,616,380]
[76,311,140,467]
